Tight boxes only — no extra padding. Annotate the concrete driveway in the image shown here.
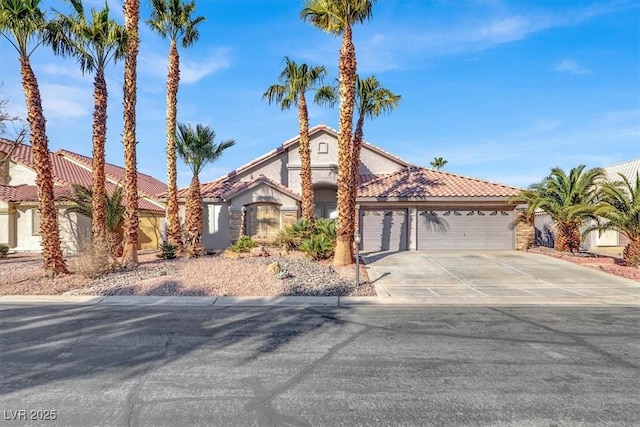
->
[363,251,640,302]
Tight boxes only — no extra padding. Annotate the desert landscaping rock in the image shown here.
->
[1,251,374,297]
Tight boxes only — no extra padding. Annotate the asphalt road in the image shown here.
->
[1,304,639,427]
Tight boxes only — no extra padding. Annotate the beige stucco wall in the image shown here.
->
[201,203,231,250]
[229,183,299,210]
[7,162,37,186]
[232,151,289,186]
[0,200,8,245]
[358,148,406,175]
[13,206,91,253]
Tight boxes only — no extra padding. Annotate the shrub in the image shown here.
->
[69,240,113,278]
[157,241,179,259]
[274,218,315,251]
[299,234,334,260]
[314,218,336,242]
[230,235,259,253]
[0,244,9,258]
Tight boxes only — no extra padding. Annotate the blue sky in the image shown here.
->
[1,0,639,189]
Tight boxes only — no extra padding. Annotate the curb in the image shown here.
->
[0,295,639,307]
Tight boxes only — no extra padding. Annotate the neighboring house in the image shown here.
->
[175,124,528,252]
[584,159,638,251]
[0,139,167,253]
[534,159,638,252]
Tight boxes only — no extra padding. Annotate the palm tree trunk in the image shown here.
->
[20,56,69,276]
[121,0,140,268]
[165,39,182,250]
[622,237,640,267]
[186,174,203,257]
[555,223,581,253]
[91,69,107,250]
[333,24,357,267]
[297,92,314,221]
[348,112,365,243]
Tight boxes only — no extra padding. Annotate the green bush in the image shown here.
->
[0,244,9,258]
[299,234,334,260]
[230,235,259,253]
[275,218,314,251]
[157,241,179,259]
[314,218,336,241]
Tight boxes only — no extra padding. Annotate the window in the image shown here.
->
[246,204,280,237]
[32,209,41,236]
[207,205,221,234]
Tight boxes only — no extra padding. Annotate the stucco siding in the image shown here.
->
[229,183,298,210]
[359,148,405,175]
[59,210,92,253]
[202,203,230,250]
[233,151,289,186]
[7,162,37,185]
[138,211,165,250]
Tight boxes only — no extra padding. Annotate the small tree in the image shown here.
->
[587,173,640,267]
[510,165,605,252]
[430,157,447,170]
[176,123,235,257]
[65,184,126,259]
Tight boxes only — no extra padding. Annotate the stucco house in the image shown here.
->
[176,124,529,252]
[0,138,166,253]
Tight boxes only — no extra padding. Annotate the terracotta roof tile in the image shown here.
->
[0,139,165,211]
[0,184,74,203]
[221,175,301,200]
[357,167,523,199]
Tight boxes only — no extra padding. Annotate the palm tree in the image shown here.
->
[65,184,126,259]
[263,57,327,221]
[301,0,377,267]
[146,0,205,251]
[350,75,400,237]
[176,123,235,257]
[587,173,640,267]
[121,0,140,268]
[510,165,605,252]
[48,0,126,253]
[430,157,448,170]
[0,0,69,275]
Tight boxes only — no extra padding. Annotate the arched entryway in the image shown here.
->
[313,185,337,219]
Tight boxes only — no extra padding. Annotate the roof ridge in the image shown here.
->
[421,166,525,191]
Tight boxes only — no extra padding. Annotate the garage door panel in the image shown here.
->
[361,209,407,251]
[418,209,514,250]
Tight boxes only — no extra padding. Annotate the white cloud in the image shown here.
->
[40,84,91,119]
[552,59,591,75]
[139,48,230,84]
[39,63,88,80]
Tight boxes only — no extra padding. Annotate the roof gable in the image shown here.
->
[358,167,523,199]
[603,159,640,183]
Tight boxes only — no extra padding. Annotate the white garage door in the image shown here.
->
[360,209,408,251]
[418,209,514,250]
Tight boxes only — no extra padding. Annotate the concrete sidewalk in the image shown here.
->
[0,294,639,307]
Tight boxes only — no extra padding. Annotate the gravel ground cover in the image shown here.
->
[0,250,374,297]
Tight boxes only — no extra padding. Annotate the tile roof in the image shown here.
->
[0,184,74,203]
[357,166,523,199]
[0,139,165,211]
[207,124,412,185]
[174,175,302,201]
[603,159,639,184]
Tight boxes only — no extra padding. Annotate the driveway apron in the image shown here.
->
[363,251,640,303]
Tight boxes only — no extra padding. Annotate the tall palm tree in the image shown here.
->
[430,157,448,170]
[176,123,234,257]
[510,165,605,252]
[350,75,400,237]
[587,173,640,267]
[65,184,126,259]
[121,0,140,268]
[48,0,126,252]
[301,0,376,267]
[263,57,327,221]
[0,0,69,275]
[146,0,205,251]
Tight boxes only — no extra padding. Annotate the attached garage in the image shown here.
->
[360,209,408,251]
[417,209,514,250]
